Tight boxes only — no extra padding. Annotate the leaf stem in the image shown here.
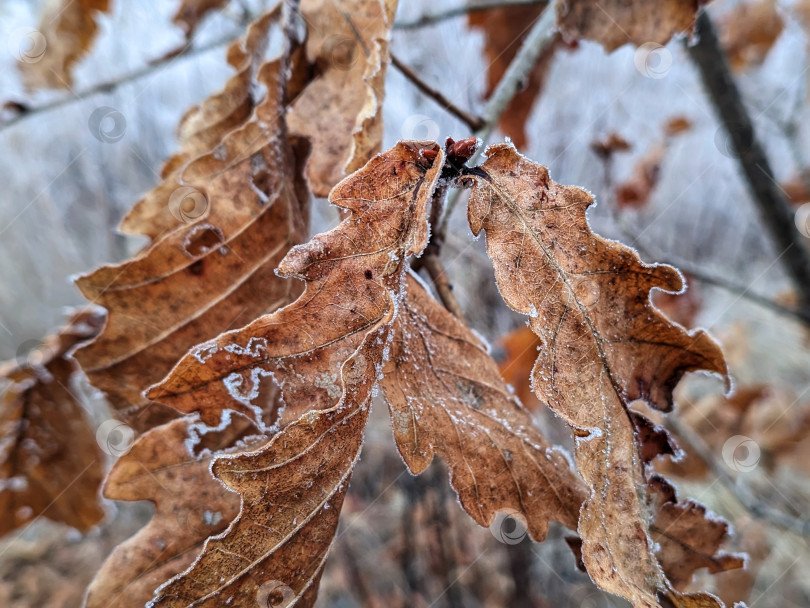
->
[438,0,558,239]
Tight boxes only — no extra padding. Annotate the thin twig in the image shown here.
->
[390,54,485,131]
[422,253,466,320]
[395,0,546,30]
[687,9,810,318]
[438,0,558,239]
[668,416,810,538]
[0,32,241,132]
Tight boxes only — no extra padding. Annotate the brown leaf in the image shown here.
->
[719,0,784,72]
[663,116,694,137]
[74,19,310,432]
[615,116,693,210]
[464,143,729,606]
[83,417,243,608]
[591,132,632,159]
[652,272,702,329]
[498,326,544,411]
[147,141,444,606]
[468,4,571,149]
[0,309,105,536]
[381,274,588,539]
[173,0,230,39]
[147,141,443,427]
[779,175,810,207]
[119,11,283,239]
[557,0,704,52]
[17,0,110,90]
[287,0,398,196]
[615,141,666,209]
[648,475,745,590]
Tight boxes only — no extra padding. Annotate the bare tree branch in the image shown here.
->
[390,54,485,131]
[687,9,810,317]
[1,32,241,133]
[395,0,546,30]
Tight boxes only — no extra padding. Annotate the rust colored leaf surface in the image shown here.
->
[468,4,570,150]
[147,141,444,606]
[120,11,281,239]
[0,309,105,536]
[381,274,587,539]
[84,418,243,608]
[147,141,443,428]
[557,0,704,51]
[288,0,398,196]
[18,0,110,90]
[648,475,744,590]
[464,143,729,606]
[74,28,310,431]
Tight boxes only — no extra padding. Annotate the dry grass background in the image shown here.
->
[1,0,810,606]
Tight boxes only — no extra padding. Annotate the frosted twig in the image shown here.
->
[395,0,547,30]
[668,417,810,538]
[438,0,558,239]
[390,54,485,131]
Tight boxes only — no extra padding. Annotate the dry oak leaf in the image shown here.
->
[119,11,282,239]
[464,143,729,607]
[647,475,744,590]
[0,309,105,537]
[75,39,310,432]
[146,141,445,606]
[719,0,784,72]
[557,0,705,52]
[288,0,398,196]
[18,0,111,90]
[84,417,244,608]
[381,274,588,540]
[468,3,572,150]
